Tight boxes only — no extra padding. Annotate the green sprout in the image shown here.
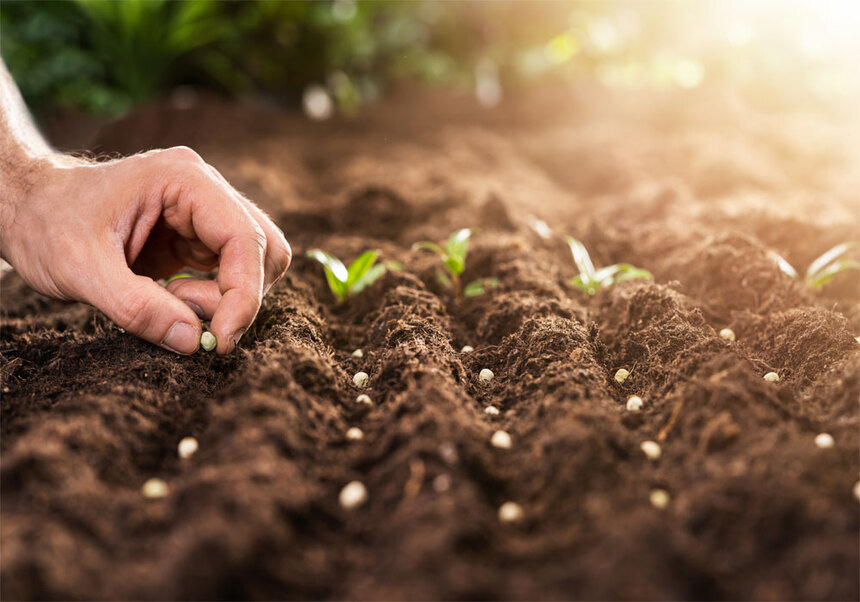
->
[413,228,499,297]
[566,237,652,296]
[768,242,859,290]
[307,249,400,303]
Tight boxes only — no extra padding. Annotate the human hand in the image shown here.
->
[0,147,291,354]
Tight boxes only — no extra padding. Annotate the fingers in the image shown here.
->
[89,259,202,354]
[167,277,221,319]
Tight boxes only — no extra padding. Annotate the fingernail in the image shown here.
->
[184,300,205,318]
[162,321,199,354]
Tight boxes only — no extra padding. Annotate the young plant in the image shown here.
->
[566,237,652,296]
[413,228,499,297]
[307,249,399,303]
[768,242,859,290]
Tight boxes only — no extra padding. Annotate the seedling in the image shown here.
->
[566,237,652,296]
[307,249,400,303]
[413,228,499,296]
[768,242,860,290]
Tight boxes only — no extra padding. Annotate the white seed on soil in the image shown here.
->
[338,480,368,510]
[433,473,452,493]
[484,406,500,416]
[439,442,459,465]
[649,488,670,509]
[719,328,736,342]
[177,436,199,459]
[614,368,630,384]
[763,371,780,383]
[498,501,524,523]
[353,371,369,388]
[346,427,364,441]
[141,478,169,499]
[200,331,217,352]
[854,481,860,501]
[626,396,644,412]
[491,430,512,450]
[351,349,363,358]
[461,345,474,354]
[855,336,860,344]
[356,394,373,405]
[479,368,495,383]
[641,440,662,460]
[814,433,835,449]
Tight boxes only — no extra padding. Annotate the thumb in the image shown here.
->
[86,263,202,354]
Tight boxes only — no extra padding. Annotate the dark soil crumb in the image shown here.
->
[2,89,858,600]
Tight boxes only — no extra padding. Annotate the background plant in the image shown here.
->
[413,228,498,297]
[769,242,859,290]
[566,237,652,296]
[307,249,399,303]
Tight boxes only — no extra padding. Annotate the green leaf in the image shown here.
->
[806,242,858,282]
[566,237,596,286]
[570,275,593,295]
[463,277,500,297]
[443,255,465,276]
[346,250,379,289]
[806,258,860,290]
[612,264,653,283]
[412,241,446,257]
[307,249,348,301]
[385,261,403,271]
[767,250,799,279]
[352,263,387,295]
[445,228,473,263]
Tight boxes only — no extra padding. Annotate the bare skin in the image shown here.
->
[0,60,291,354]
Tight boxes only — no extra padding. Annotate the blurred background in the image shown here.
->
[2,0,859,120]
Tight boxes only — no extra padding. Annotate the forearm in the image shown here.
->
[0,59,63,259]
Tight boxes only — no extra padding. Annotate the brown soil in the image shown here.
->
[2,87,859,600]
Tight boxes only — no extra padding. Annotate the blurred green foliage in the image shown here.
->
[2,0,856,115]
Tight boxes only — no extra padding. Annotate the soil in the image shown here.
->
[2,86,859,600]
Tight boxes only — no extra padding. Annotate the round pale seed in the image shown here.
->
[141,478,169,499]
[338,480,368,510]
[351,349,363,358]
[641,440,662,460]
[614,368,630,383]
[763,371,780,383]
[484,405,500,416]
[356,394,373,405]
[626,396,644,412]
[461,345,474,353]
[177,436,199,459]
[498,501,524,523]
[814,433,834,449]
[353,371,369,388]
[200,331,216,352]
[491,430,512,450]
[346,427,364,441]
[649,488,670,509]
[479,368,494,383]
[719,328,736,342]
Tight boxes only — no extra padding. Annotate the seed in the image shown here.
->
[649,488,670,509]
[461,345,474,353]
[338,480,368,510]
[356,394,373,405]
[854,481,860,501]
[763,371,780,383]
[141,478,169,499]
[351,349,363,358]
[614,368,630,383]
[814,433,834,449]
[484,406,500,416]
[439,442,459,465]
[433,474,452,492]
[719,328,736,342]
[200,331,217,352]
[640,440,662,460]
[491,430,512,449]
[346,427,364,441]
[626,396,644,412]
[353,371,369,388]
[479,368,494,383]
[177,436,199,459]
[498,501,524,523]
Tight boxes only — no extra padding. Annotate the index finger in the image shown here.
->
[157,149,266,352]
